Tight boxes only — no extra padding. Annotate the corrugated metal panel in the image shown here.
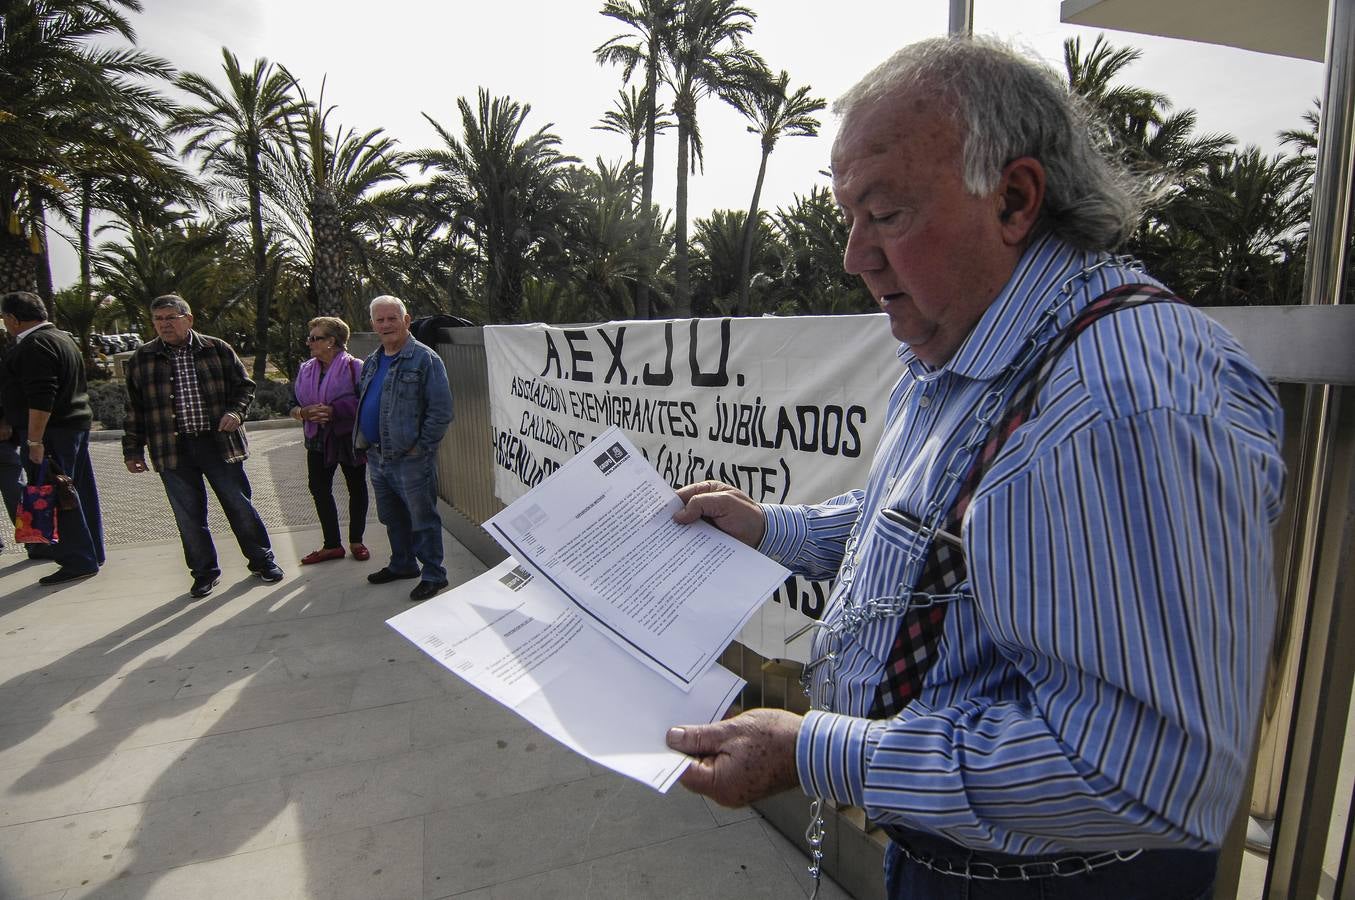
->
[431,327,501,525]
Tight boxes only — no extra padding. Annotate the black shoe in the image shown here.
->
[189,575,219,599]
[409,579,449,602]
[252,563,284,583]
[368,567,421,585]
[38,567,98,586]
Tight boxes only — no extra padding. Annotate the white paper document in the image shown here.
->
[387,558,745,791]
[484,426,790,690]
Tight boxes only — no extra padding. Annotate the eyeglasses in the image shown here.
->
[305,335,332,343]
[152,314,187,324]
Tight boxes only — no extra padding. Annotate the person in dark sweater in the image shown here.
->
[0,331,23,554]
[0,291,105,584]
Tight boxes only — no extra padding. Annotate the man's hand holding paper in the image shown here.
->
[485,427,788,690]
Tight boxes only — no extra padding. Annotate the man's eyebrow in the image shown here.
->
[842,184,880,208]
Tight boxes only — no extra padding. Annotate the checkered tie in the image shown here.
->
[869,284,1179,718]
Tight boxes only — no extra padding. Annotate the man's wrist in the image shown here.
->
[26,438,43,447]
[797,710,870,809]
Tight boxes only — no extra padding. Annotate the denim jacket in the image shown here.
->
[355,337,453,461]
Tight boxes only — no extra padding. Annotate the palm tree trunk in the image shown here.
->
[30,192,54,311]
[635,52,660,319]
[673,117,691,319]
[737,148,771,316]
[0,231,37,295]
[247,153,271,383]
[80,175,94,304]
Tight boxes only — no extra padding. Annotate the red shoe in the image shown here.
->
[301,547,345,565]
[350,543,371,562]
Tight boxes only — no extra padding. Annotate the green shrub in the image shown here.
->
[248,379,294,421]
[88,381,129,430]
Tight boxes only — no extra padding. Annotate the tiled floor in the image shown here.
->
[0,424,846,899]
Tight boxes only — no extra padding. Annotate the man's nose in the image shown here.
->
[842,222,881,276]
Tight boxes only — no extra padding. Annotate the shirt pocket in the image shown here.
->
[857,506,931,593]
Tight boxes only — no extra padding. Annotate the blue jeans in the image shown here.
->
[0,436,22,544]
[159,434,274,578]
[28,427,104,573]
[367,450,444,582]
[883,834,1217,900]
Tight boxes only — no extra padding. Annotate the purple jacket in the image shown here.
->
[294,352,362,442]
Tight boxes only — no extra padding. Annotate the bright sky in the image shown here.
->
[48,0,1324,292]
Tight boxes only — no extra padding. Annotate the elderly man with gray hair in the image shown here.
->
[666,36,1284,899]
[356,295,453,602]
[124,294,283,598]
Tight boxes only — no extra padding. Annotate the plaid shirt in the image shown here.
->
[123,331,254,471]
[170,342,213,434]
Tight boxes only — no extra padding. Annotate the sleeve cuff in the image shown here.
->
[797,710,871,808]
[758,503,809,566]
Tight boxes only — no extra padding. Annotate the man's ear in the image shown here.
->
[996,156,1045,245]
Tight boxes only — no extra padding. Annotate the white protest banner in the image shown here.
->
[484,314,902,662]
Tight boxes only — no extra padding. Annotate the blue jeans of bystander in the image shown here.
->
[159,434,275,578]
[33,427,104,573]
[367,450,444,582]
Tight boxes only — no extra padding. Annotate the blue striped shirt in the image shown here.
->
[760,234,1285,854]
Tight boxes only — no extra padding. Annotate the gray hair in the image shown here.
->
[308,316,350,348]
[368,295,407,318]
[834,36,1143,251]
[150,294,192,316]
[1,291,48,322]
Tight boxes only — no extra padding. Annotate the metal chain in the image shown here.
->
[897,843,1143,881]
[798,256,1136,893]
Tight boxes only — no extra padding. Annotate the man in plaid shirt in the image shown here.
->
[123,295,284,598]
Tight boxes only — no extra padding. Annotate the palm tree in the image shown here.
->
[691,208,762,314]
[563,158,672,320]
[659,0,764,318]
[1063,36,1233,202]
[266,73,407,318]
[365,210,481,318]
[68,123,200,313]
[595,0,681,318]
[1280,101,1320,171]
[93,216,235,327]
[0,0,175,304]
[1064,36,1168,148]
[411,90,578,323]
[592,86,674,173]
[728,70,823,314]
[1154,148,1309,305]
[170,49,304,380]
[1279,100,1320,231]
[771,187,873,315]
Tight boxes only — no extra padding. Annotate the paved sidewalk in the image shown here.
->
[0,428,847,899]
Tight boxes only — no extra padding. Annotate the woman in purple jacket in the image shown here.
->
[289,317,369,564]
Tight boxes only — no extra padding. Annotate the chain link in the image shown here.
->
[805,798,826,898]
[897,842,1144,881]
[798,256,1136,892]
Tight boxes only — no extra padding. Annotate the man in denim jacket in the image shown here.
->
[356,295,453,601]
